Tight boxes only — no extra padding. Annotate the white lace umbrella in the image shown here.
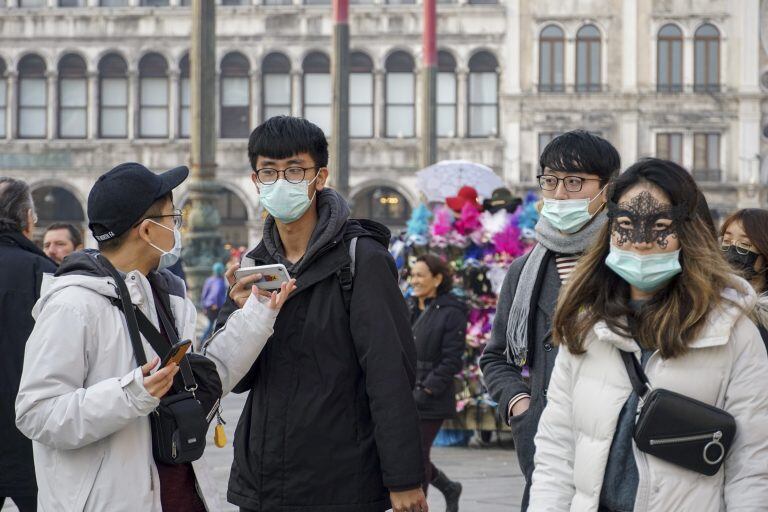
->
[416,160,504,202]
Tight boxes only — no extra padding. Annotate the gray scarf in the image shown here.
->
[505,213,608,366]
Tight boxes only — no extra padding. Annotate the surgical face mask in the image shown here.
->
[147,220,182,270]
[605,246,682,292]
[723,245,759,276]
[259,176,318,224]
[540,185,606,234]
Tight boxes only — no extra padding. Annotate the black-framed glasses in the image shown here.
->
[719,237,755,255]
[536,174,602,192]
[255,166,318,185]
[144,208,184,230]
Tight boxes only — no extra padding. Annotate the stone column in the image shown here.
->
[331,0,351,197]
[6,72,16,140]
[128,70,138,139]
[374,69,384,138]
[291,70,302,117]
[456,67,467,139]
[87,70,98,139]
[250,69,260,127]
[168,69,179,140]
[419,0,437,168]
[46,71,56,140]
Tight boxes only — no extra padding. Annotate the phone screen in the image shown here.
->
[160,340,191,369]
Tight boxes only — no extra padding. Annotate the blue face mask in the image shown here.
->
[605,246,682,292]
[259,176,318,224]
[540,185,606,234]
[147,220,182,271]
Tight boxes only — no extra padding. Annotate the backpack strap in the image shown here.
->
[337,236,358,312]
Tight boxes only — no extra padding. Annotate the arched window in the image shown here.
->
[576,25,601,92]
[18,54,47,139]
[98,53,128,138]
[658,24,683,92]
[179,54,190,138]
[694,24,720,92]
[139,53,169,138]
[31,186,86,232]
[352,187,412,226]
[262,53,291,121]
[0,59,6,138]
[385,51,415,138]
[220,52,250,138]
[350,51,374,138]
[303,52,331,135]
[437,50,456,138]
[58,54,87,139]
[468,51,498,137]
[539,25,564,92]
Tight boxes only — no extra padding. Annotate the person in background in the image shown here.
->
[42,223,83,265]
[0,177,56,512]
[530,158,768,511]
[409,254,466,512]
[200,261,228,341]
[719,208,768,351]
[479,130,621,510]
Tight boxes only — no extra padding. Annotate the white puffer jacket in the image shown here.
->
[529,286,768,511]
[15,265,277,512]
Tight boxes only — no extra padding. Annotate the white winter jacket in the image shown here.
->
[15,261,277,512]
[529,286,768,512]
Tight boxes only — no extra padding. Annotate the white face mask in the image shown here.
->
[540,185,607,234]
[147,220,182,270]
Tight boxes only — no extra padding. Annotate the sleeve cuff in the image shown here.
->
[242,293,280,321]
[121,367,160,415]
[507,393,531,423]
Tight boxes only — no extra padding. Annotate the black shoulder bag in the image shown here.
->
[619,350,736,476]
[98,255,222,465]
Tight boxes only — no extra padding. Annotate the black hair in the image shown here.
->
[608,158,699,217]
[247,116,329,171]
[539,130,621,183]
[45,223,83,247]
[0,177,34,233]
[416,254,453,296]
[97,193,172,252]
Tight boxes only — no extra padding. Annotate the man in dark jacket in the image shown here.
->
[479,131,620,511]
[217,116,427,512]
[0,178,56,512]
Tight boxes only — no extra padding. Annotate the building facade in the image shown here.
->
[0,0,765,247]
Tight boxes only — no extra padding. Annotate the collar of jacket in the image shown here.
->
[592,279,757,352]
[0,229,55,264]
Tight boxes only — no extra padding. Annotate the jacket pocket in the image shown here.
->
[508,407,536,481]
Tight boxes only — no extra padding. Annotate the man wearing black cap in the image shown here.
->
[15,162,294,512]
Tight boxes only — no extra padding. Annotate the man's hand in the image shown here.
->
[390,488,428,512]
[141,356,179,399]
[265,279,297,310]
[225,264,263,308]
[510,396,531,418]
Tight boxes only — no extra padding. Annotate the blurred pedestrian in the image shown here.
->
[200,261,227,341]
[42,222,83,265]
[409,254,466,512]
[531,159,768,511]
[719,208,768,351]
[480,130,621,510]
[0,177,56,512]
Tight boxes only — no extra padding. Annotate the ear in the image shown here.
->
[434,273,443,286]
[251,172,260,193]
[136,219,153,245]
[316,167,329,191]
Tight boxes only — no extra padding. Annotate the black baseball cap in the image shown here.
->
[88,162,188,242]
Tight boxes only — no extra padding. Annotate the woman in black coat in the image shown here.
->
[409,254,467,512]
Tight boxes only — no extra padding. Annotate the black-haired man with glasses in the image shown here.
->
[217,116,427,512]
[480,130,620,510]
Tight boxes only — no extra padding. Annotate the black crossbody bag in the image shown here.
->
[619,350,736,476]
[99,255,222,465]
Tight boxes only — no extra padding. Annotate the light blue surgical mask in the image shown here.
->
[259,176,318,224]
[147,220,182,270]
[541,185,606,234]
[605,246,682,292]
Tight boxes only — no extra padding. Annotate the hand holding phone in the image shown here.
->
[234,264,290,290]
[159,339,192,369]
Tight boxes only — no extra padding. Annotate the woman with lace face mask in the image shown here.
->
[528,158,768,512]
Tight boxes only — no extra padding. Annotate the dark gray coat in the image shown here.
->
[479,249,561,511]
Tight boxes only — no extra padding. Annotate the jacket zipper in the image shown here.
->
[649,431,722,446]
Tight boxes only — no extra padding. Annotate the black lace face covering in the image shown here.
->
[608,191,687,248]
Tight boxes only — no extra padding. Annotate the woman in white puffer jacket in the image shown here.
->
[529,159,768,512]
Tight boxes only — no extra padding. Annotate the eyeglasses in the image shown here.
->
[537,174,602,192]
[144,209,184,230]
[255,166,318,185]
[719,237,755,256]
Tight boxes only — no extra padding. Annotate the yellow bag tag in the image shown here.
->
[214,423,227,448]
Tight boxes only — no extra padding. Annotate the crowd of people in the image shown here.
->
[0,119,767,512]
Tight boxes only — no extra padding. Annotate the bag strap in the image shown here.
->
[97,255,147,367]
[619,350,651,399]
[338,236,358,312]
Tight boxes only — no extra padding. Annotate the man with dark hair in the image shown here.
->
[15,163,293,511]
[217,116,427,512]
[43,222,83,265]
[0,177,56,512]
[480,130,621,511]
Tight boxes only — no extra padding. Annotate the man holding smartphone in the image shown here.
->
[217,116,427,512]
[15,163,295,511]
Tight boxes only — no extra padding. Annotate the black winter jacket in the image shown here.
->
[216,190,424,512]
[410,293,467,420]
[0,230,56,497]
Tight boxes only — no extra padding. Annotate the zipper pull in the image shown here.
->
[214,409,227,448]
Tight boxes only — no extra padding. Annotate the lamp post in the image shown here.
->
[331,0,351,199]
[420,0,437,169]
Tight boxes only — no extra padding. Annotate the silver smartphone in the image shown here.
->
[233,263,291,290]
